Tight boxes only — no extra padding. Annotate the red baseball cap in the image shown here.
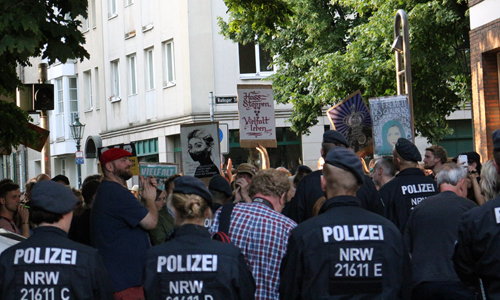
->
[100,148,132,166]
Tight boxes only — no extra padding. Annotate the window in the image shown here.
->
[109,0,117,17]
[111,60,120,100]
[81,16,90,32]
[83,70,92,110]
[56,78,63,114]
[91,0,97,28]
[238,42,274,76]
[95,67,100,109]
[55,78,64,138]
[69,77,78,124]
[146,48,155,90]
[163,41,176,87]
[61,158,66,176]
[128,54,138,95]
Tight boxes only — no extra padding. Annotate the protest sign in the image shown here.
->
[369,95,412,156]
[237,84,276,148]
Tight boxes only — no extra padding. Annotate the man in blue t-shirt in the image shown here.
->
[91,148,158,300]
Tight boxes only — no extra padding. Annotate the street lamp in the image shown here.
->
[392,9,415,141]
[70,116,85,188]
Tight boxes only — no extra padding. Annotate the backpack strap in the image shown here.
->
[213,202,235,243]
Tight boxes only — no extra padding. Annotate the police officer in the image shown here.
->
[379,138,438,233]
[453,129,500,298]
[0,180,113,300]
[286,130,382,224]
[279,147,410,299]
[144,176,255,300]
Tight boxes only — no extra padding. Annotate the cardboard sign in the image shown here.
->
[369,95,412,157]
[180,122,221,179]
[139,163,178,190]
[237,84,277,148]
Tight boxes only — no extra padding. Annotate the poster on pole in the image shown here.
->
[139,163,178,190]
[237,84,277,148]
[326,91,373,154]
[180,122,221,179]
[369,95,412,157]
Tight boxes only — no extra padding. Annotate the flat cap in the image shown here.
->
[100,148,132,166]
[237,163,258,177]
[493,129,500,150]
[323,130,349,147]
[325,147,364,185]
[209,175,232,197]
[173,176,213,208]
[31,180,77,215]
[395,138,421,162]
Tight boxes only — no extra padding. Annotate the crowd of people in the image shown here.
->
[1,129,500,300]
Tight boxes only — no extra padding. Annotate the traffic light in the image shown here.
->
[33,84,54,110]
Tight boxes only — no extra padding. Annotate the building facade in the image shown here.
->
[469,0,500,161]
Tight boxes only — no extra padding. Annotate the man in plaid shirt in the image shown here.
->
[211,168,297,300]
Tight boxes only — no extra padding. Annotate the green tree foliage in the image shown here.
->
[0,0,89,150]
[219,0,470,143]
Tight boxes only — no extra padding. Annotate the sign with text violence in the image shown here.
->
[237,84,277,148]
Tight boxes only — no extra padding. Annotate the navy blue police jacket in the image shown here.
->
[453,195,500,298]
[0,226,113,300]
[279,195,411,300]
[285,170,383,224]
[378,168,438,233]
[144,224,255,300]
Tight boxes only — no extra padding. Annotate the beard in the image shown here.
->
[116,167,133,181]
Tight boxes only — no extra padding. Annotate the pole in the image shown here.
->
[394,9,414,141]
[39,63,51,176]
[76,140,81,188]
[209,92,214,121]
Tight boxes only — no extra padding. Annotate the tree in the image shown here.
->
[219,0,470,143]
[0,0,89,150]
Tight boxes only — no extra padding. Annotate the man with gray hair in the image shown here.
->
[404,163,476,299]
[372,156,396,189]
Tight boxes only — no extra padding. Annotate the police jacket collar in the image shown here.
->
[33,226,68,237]
[319,195,361,215]
[396,168,425,177]
[172,224,211,240]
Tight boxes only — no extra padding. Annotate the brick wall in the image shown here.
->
[470,18,500,161]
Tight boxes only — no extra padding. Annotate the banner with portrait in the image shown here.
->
[237,84,277,148]
[369,95,412,157]
[326,91,373,154]
[180,122,221,179]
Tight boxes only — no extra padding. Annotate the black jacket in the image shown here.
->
[404,191,476,288]
[286,170,383,223]
[379,168,438,233]
[280,195,411,299]
[144,224,255,300]
[0,226,113,300]
[453,196,500,298]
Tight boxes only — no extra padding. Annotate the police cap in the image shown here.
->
[323,130,349,147]
[395,138,421,162]
[209,175,232,197]
[325,147,364,185]
[31,180,78,215]
[173,176,213,208]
